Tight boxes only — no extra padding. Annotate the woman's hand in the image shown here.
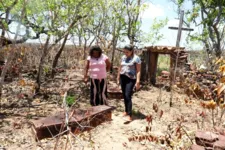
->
[135,82,140,91]
[83,60,89,84]
[84,76,88,84]
[116,77,120,85]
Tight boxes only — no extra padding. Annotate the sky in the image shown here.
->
[140,0,203,50]
[2,0,203,50]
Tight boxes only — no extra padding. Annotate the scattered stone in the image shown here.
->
[191,144,205,150]
[108,86,123,99]
[195,131,218,147]
[218,135,225,141]
[215,127,225,136]
[213,141,225,150]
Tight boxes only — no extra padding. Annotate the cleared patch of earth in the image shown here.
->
[0,70,224,150]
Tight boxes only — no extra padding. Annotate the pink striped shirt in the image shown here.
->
[87,54,108,79]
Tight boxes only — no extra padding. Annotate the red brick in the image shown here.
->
[215,127,225,136]
[108,86,123,99]
[161,70,170,75]
[195,131,218,147]
[31,105,115,140]
[219,135,225,141]
[191,144,205,150]
[213,141,225,150]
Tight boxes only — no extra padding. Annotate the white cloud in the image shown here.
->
[167,19,179,27]
[141,3,165,19]
[167,5,174,11]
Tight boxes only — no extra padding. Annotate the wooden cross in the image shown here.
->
[168,10,194,107]
[168,10,194,47]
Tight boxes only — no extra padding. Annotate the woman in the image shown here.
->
[84,45,111,106]
[117,45,141,121]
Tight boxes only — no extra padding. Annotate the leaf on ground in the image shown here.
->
[219,64,225,75]
[220,76,225,83]
[217,84,225,96]
[18,79,26,86]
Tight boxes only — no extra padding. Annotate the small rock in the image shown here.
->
[214,141,225,150]
[195,131,218,147]
[190,144,205,150]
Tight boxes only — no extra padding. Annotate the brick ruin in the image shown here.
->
[140,46,225,149]
[191,130,225,150]
[140,45,224,101]
[141,46,188,85]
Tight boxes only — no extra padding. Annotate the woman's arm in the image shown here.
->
[105,58,111,72]
[117,65,121,85]
[84,60,90,83]
[135,63,141,90]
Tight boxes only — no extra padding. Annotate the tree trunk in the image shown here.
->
[78,34,82,47]
[83,39,87,60]
[130,38,134,46]
[0,51,14,100]
[0,0,24,101]
[51,34,69,78]
[212,41,222,58]
[0,2,11,63]
[110,21,117,73]
[204,42,214,70]
[110,42,116,72]
[36,36,50,93]
[0,48,5,63]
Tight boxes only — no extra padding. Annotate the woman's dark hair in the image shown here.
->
[123,44,134,51]
[89,45,102,57]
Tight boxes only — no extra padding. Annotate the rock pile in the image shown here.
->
[191,130,225,150]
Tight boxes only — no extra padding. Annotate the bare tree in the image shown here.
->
[125,0,141,45]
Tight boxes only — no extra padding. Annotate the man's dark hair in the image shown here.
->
[124,44,134,51]
[89,45,102,57]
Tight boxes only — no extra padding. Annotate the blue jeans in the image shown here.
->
[120,75,136,116]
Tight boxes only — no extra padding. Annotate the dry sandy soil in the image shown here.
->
[0,70,224,150]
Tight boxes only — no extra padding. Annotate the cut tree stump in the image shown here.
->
[31,105,115,140]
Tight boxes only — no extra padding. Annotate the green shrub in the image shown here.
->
[157,55,170,76]
[66,95,75,107]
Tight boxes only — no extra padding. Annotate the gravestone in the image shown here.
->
[31,105,115,140]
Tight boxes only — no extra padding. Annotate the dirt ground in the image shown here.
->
[0,69,224,150]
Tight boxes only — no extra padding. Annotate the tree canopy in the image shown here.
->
[175,0,225,57]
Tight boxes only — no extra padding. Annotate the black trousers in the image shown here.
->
[120,75,136,116]
[90,78,108,106]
